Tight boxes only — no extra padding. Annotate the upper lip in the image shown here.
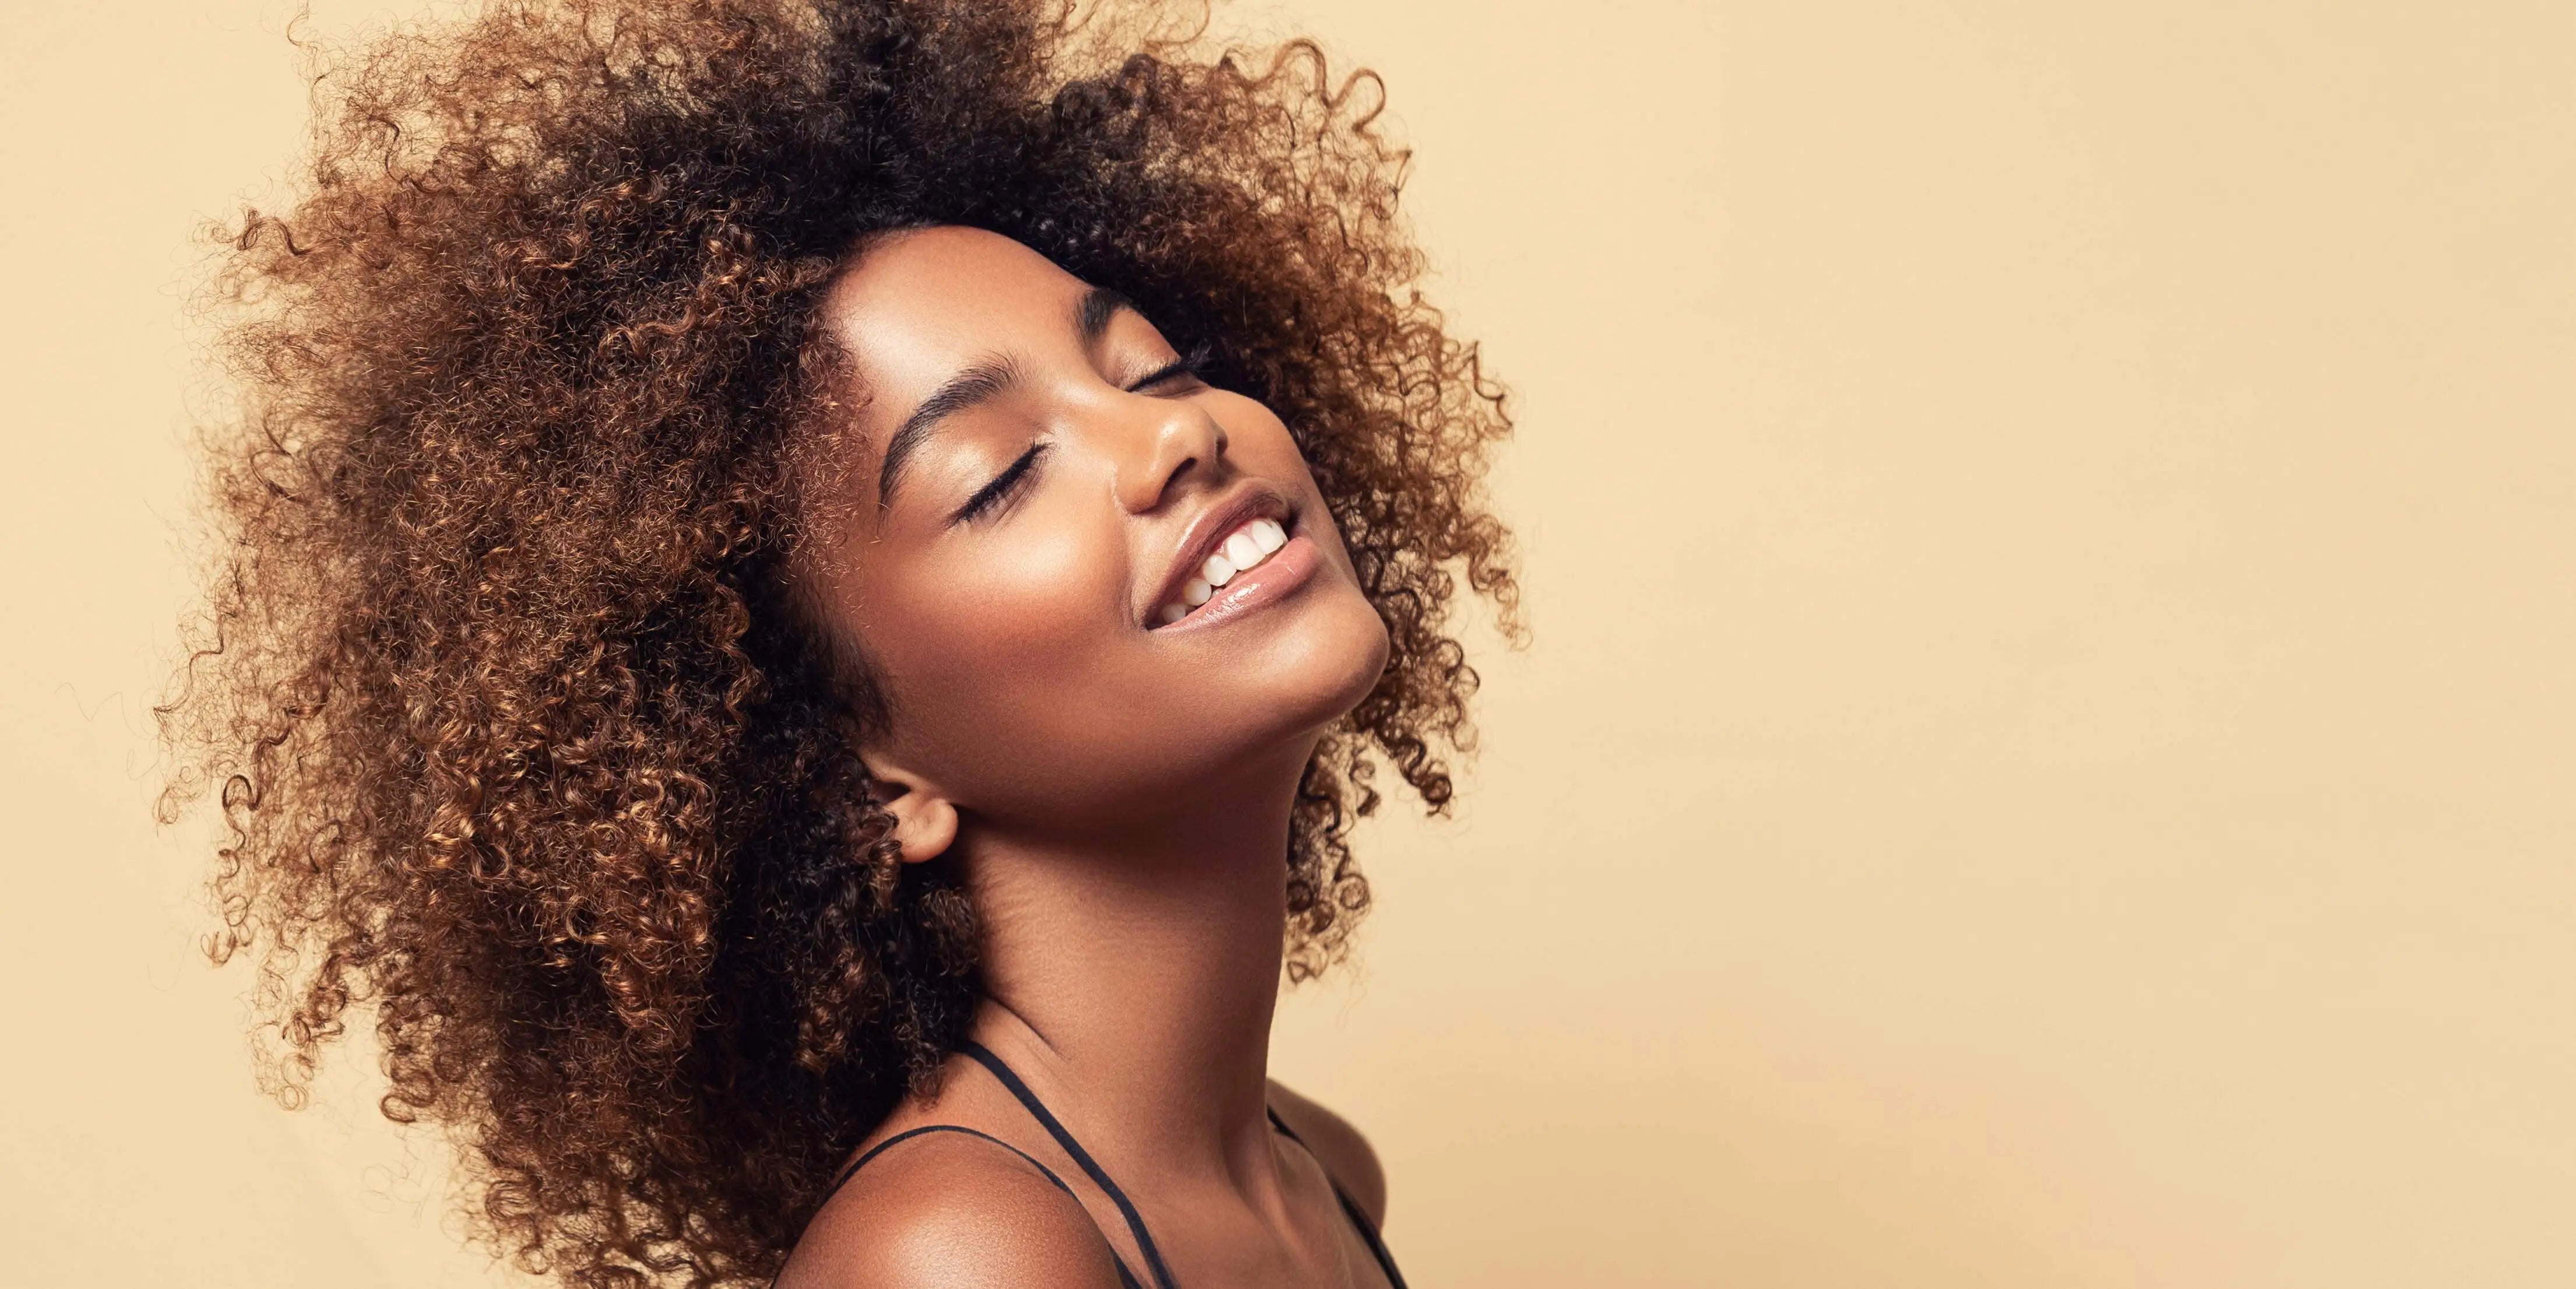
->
[1143,480,1295,626]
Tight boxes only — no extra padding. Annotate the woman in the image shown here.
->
[167,1,1514,1286]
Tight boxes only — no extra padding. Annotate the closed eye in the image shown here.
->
[950,441,1048,526]
[1125,342,1212,394]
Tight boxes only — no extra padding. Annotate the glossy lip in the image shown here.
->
[1155,533,1319,635]
[1140,479,1296,629]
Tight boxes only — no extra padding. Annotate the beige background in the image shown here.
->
[4,0,2571,1285]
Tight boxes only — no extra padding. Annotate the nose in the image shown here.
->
[1108,391,1229,515]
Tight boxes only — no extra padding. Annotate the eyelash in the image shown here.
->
[1126,342,1213,392]
[951,442,1048,525]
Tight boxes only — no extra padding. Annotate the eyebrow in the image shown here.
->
[875,353,1018,507]
[874,285,1139,508]
[1077,285,1133,346]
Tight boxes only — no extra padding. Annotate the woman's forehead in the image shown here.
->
[822,227,1089,396]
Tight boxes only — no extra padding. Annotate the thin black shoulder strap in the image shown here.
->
[1265,1108,1411,1289]
[830,1123,1065,1195]
[960,1040,1180,1289]
[825,1123,1145,1289]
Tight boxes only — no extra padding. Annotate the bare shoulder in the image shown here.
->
[1264,1080,1389,1226]
[776,1129,1128,1289]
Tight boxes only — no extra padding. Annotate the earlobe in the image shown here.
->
[861,760,960,864]
[888,792,958,864]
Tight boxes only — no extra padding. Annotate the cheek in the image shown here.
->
[866,523,1117,729]
[1217,398,1357,563]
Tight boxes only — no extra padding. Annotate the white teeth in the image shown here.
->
[1224,532,1264,569]
[1155,517,1294,626]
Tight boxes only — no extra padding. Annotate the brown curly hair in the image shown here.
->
[161,1,1514,1284]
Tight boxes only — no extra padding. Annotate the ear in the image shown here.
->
[858,757,960,865]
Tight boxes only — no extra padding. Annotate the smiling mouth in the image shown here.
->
[1155,516,1291,626]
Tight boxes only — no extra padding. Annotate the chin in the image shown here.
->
[969,588,1393,827]
[1247,586,1393,749]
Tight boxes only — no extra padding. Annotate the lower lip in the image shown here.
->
[1156,534,1322,634]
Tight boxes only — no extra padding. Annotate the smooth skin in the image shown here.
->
[777,227,1399,1288]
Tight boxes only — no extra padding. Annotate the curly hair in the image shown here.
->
[161,1,1514,1284]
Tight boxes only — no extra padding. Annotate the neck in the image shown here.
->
[955,756,1301,1193]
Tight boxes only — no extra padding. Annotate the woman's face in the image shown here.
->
[806,227,1390,837]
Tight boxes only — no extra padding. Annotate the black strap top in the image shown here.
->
[822,1040,1408,1289]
